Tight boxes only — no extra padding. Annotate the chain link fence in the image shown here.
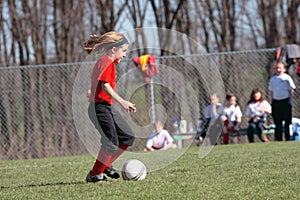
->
[1,48,299,160]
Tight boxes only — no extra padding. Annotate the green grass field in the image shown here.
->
[1,142,300,200]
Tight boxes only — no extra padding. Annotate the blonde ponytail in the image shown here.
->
[82,32,128,54]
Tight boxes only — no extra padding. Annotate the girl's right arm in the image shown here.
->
[289,89,294,105]
[246,106,253,119]
[268,91,273,103]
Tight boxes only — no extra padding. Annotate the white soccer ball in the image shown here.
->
[122,159,147,181]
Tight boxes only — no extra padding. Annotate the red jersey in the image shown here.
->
[89,55,116,104]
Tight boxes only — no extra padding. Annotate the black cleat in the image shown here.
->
[86,171,108,183]
[104,166,120,179]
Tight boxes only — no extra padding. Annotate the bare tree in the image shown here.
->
[126,0,150,56]
[29,0,48,64]
[7,0,37,158]
[51,0,86,63]
[1,0,299,65]
[0,0,10,66]
[0,0,10,157]
[84,0,127,34]
[241,0,259,49]
[257,0,283,48]
[148,0,185,130]
[194,0,211,51]
[149,0,184,55]
[7,0,30,65]
[282,0,300,43]
[203,0,238,52]
[1,0,300,159]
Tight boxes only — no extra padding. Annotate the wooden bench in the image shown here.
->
[172,132,197,149]
[228,124,275,143]
[172,125,277,148]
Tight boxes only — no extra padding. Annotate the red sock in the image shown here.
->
[110,143,128,166]
[91,147,112,175]
[223,132,229,144]
[224,120,229,126]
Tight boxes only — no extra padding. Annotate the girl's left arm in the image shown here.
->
[102,82,136,112]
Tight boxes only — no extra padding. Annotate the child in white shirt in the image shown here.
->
[198,93,224,144]
[145,121,177,151]
[246,88,272,143]
[268,61,296,141]
[222,93,243,144]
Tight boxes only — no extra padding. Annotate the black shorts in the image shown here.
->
[152,146,164,150]
[88,102,135,152]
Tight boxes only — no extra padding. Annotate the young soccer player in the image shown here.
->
[82,32,136,183]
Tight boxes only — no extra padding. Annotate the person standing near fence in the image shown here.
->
[246,88,272,143]
[268,61,296,141]
[82,32,136,183]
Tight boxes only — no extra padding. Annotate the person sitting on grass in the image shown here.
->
[144,120,177,151]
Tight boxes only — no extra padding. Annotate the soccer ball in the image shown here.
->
[121,159,147,181]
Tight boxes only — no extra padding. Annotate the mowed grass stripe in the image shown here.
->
[0,142,299,200]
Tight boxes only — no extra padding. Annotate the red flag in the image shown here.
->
[133,55,159,83]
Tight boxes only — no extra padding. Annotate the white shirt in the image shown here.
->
[246,100,271,117]
[205,103,223,120]
[223,104,243,122]
[146,129,174,149]
[268,73,296,100]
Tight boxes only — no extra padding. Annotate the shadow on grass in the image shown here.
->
[0,181,86,190]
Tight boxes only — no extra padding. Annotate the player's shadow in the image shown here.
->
[0,181,85,190]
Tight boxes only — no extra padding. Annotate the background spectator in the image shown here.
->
[268,61,296,141]
[246,88,272,143]
[145,121,177,151]
[196,93,224,145]
[222,93,243,144]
